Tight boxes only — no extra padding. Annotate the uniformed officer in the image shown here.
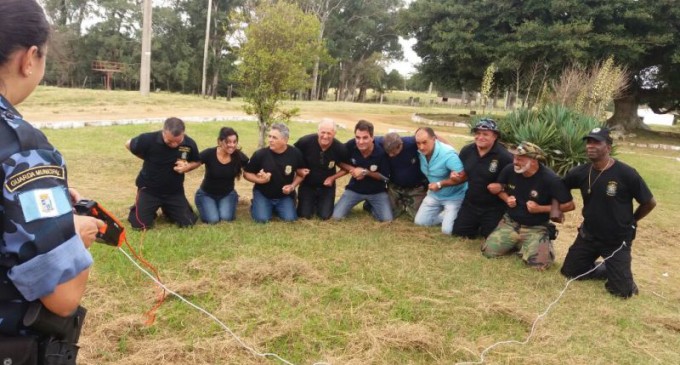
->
[126,117,201,229]
[243,123,308,223]
[1,1,103,362]
[452,118,513,238]
[561,127,656,298]
[484,142,574,270]
[293,119,348,220]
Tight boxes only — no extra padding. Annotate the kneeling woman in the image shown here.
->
[195,127,249,223]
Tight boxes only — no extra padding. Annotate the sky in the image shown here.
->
[386,37,421,77]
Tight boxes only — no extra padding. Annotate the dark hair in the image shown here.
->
[163,117,185,136]
[217,126,244,178]
[0,0,50,67]
[354,119,374,137]
[415,127,436,138]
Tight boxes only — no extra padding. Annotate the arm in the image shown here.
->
[633,198,656,222]
[243,169,271,184]
[174,160,201,174]
[125,138,144,160]
[324,169,348,187]
[283,168,309,195]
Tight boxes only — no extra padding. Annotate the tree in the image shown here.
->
[401,0,680,131]
[385,69,405,91]
[238,1,324,147]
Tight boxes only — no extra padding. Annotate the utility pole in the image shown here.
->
[201,0,213,97]
[140,0,152,96]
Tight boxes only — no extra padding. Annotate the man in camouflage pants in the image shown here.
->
[483,142,574,270]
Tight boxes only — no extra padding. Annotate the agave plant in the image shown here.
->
[489,104,610,176]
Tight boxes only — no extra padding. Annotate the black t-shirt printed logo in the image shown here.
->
[530,190,538,199]
[351,158,357,165]
[369,164,378,172]
[329,161,335,168]
[411,158,417,164]
[489,159,498,173]
[285,165,292,175]
[606,181,618,196]
[178,146,191,161]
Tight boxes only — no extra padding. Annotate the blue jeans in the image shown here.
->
[194,189,239,224]
[332,190,393,222]
[414,194,463,234]
[250,189,297,223]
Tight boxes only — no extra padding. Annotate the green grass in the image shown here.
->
[17,87,680,364]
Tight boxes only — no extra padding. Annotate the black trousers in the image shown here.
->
[561,232,637,298]
[297,184,335,220]
[128,188,197,229]
[452,199,505,239]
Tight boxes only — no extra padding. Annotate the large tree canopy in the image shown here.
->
[401,0,680,130]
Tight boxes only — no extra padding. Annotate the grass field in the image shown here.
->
[20,88,680,364]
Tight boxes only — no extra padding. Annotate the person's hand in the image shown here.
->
[74,215,105,249]
[550,212,565,223]
[173,159,189,174]
[299,168,310,177]
[526,200,540,213]
[282,184,296,195]
[450,171,463,180]
[351,168,367,180]
[428,182,440,191]
[68,188,81,204]
[323,177,334,187]
[487,183,503,195]
[505,195,517,208]
[257,169,272,183]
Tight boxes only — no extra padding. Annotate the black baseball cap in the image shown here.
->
[583,127,613,145]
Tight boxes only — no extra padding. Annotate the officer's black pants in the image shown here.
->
[561,234,637,298]
[297,184,335,220]
[128,188,197,229]
[452,200,505,239]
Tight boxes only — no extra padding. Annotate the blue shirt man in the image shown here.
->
[332,120,393,222]
[375,133,428,218]
[413,127,467,234]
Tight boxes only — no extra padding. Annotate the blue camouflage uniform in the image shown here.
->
[0,95,92,338]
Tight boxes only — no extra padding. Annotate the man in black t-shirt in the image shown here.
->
[561,127,656,298]
[244,123,308,223]
[125,117,200,229]
[452,118,513,238]
[484,142,574,270]
[294,119,348,219]
[332,120,393,222]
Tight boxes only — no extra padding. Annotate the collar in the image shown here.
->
[0,94,23,119]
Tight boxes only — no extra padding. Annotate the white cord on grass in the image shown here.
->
[117,247,331,365]
[455,241,628,365]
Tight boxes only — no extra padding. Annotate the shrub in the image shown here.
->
[472,105,611,176]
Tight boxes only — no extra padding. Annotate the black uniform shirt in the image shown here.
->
[459,141,513,206]
[498,164,572,226]
[564,160,654,243]
[344,139,390,195]
[129,131,199,195]
[198,147,249,196]
[294,133,348,188]
[244,146,305,199]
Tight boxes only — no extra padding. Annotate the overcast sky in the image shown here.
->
[386,37,421,77]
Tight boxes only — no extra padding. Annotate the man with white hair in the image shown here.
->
[294,119,348,219]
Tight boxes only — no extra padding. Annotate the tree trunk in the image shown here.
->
[258,116,268,149]
[606,95,648,131]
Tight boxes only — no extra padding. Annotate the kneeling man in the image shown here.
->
[484,142,574,270]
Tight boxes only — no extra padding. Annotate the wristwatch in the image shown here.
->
[436,181,442,189]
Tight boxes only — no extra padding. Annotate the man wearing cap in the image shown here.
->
[374,132,428,218]
[452,118,513,238]
[413,127,467,234]
[483,141,574,270]
[561,127,656,297]
[293,119,348,220]
[332,120,393,222]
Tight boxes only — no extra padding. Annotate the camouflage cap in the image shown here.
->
[509,141,545,160]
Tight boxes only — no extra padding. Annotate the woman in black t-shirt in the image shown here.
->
[194,127,249,223]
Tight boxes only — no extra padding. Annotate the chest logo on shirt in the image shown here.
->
[285,165,293,175]
[178,146,191,161]
[411,158,417,164]
[530,190,538,199]
[329,161,335,169]
[489,159,498,173]
[606,181,618,196]
[351,158,357,165]
[5,166,65,193]
[369,165,378,172]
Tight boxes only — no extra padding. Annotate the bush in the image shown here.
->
[474,105,609,176]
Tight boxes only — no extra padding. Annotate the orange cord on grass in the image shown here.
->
[123,233,166,325]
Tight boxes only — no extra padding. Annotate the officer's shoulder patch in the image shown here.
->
[18,186,71,222]
[5,165,65,193]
